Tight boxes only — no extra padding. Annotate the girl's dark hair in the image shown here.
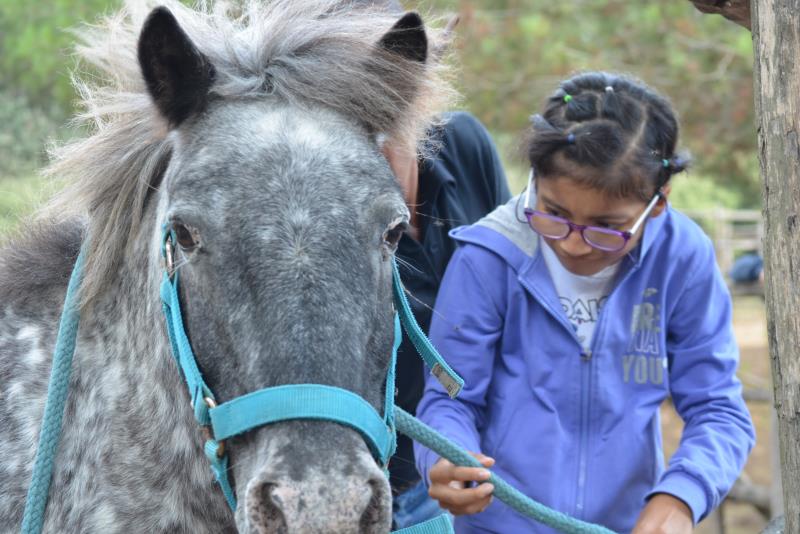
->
[525,72,690,201]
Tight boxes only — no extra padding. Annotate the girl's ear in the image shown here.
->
[651,183,672,218]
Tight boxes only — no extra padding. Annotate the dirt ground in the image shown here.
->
[660,295,775,534]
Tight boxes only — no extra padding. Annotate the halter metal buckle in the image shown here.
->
[202,396,226,458]
[164,238,176,279]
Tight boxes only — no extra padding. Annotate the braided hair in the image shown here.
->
[525,72,689,201]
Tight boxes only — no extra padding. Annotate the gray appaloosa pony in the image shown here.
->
[0,1,454,532]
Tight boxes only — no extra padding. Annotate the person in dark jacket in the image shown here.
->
[383,111,511,527]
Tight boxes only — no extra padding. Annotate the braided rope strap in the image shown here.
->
[21,250,86,534]
[394,408,617,534]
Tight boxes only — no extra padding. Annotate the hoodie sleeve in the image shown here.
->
[650,234,756,523]
[413,244,507,485]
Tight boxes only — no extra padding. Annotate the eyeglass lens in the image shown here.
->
[528,212,626,251]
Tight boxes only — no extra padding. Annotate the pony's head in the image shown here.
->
[46,1,454,531]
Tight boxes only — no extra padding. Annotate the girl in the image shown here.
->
[414,72,755,533]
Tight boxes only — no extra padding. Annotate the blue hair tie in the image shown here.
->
[566,133,576,144]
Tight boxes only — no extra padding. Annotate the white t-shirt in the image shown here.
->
[540,238,621,350]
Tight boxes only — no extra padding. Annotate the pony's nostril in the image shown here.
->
[266,484,283,509]
[247,483,287,534]
[359,476,392,534]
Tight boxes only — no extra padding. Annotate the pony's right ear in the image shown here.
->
[138,7,215,128]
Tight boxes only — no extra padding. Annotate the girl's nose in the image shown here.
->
[559,229,593,258]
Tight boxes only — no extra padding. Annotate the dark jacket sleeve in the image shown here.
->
[437,111,511,210]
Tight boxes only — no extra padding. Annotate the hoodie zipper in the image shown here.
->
[520,255,644,519]
[575,347,592,517]
[573,255,642,519]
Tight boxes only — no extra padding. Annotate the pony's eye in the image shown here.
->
[383,222,407,251]
[174,223,199,250]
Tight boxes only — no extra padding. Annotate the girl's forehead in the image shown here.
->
[536,176,646,217]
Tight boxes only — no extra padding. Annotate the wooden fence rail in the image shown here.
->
[681,208,763,280]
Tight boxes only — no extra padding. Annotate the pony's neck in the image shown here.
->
[81,218,177,384]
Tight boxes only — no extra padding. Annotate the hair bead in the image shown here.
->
[605,86,614,93]
[566,133,576,144]
[662,159,670,168]
[563,94,573,103]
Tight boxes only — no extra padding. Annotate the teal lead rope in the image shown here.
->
[20,249,85,534]
[395,408,615,534]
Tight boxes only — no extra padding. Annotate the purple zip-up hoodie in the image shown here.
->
[414,195,755,533]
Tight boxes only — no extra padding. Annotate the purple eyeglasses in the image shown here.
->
[522,170,663,252]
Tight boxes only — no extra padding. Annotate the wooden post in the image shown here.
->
[770,408,783,519]
[752,2,800,533]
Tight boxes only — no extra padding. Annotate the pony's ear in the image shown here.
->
[377,11,427,63]
[138,7,215,128]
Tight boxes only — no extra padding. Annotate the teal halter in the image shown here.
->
[159,227,464,511]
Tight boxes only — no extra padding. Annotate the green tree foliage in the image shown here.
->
[1,0,118,180]
[425,0,758,206]
[0,91,60,175]
[0,0,116,117]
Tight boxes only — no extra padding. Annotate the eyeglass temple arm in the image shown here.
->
[524,169,534,209]
[627,190,664,236]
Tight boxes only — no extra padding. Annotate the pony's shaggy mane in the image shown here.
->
[35,0,457,307]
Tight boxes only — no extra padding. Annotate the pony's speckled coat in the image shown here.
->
[0,1,454,532]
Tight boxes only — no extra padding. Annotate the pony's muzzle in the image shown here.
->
[244,458,391,534]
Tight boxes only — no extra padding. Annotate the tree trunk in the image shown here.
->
[688,1,751,30]
[752,2,800,533]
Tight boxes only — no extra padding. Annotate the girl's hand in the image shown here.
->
[632,493,693,534]
[428,452,495,515]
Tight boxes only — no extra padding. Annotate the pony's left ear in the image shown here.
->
[377,11,427,63]
[138,7,215,128]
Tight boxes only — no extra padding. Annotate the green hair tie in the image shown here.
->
[563,94,572,103]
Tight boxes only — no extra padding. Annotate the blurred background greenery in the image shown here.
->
[0,1,757,236]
